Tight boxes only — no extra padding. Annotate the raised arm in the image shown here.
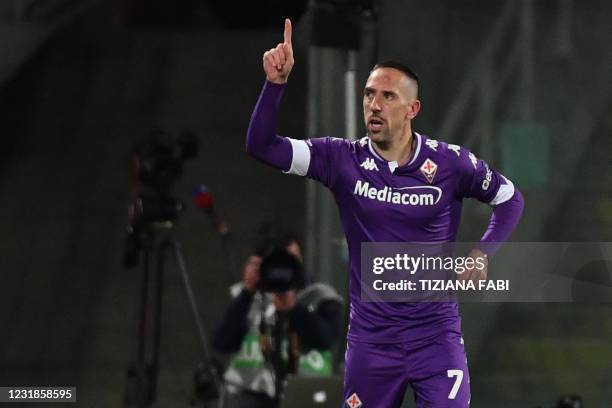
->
[264,18,294,86]
[246,19,297,171]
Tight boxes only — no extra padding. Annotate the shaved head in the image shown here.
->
[363,62,422,148]
[371,61,420,100]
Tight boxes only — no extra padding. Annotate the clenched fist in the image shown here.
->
[263,18,294,84]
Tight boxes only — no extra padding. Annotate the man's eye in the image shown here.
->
[384,93,394,100]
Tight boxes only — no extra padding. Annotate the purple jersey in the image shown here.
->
[246,81,523,345]
[285,134,513,343]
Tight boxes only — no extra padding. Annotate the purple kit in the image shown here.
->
[246,81,524,407]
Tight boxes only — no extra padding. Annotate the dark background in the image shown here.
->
[0,0,611,406]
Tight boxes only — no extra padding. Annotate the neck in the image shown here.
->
[371,127,414,165]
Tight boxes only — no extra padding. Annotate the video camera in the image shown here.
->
[134,129,198,194]
[123,129,199,268]
[258,249,305,293]
[130,129,198,222]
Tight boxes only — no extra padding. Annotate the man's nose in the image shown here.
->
[370,97,382,112]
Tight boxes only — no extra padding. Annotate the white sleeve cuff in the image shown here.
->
[489,175,515,206]
[283,138,311,176]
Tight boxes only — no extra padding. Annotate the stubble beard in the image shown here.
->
[368,128,392,150]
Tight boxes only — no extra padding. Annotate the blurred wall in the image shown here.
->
[1,0,611,406]
[0,2,309,404]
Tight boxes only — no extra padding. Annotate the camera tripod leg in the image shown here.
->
[170,238,224,405]
[170,238,211,360]
[126,239,167,407]
[127,233,225,408]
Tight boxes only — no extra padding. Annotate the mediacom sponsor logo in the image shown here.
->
[353,180,442,206]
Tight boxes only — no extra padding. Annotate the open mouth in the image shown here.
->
[368,117,385,132]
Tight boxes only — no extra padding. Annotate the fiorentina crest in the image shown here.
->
[346,393,363,407]
[420,158,438,183]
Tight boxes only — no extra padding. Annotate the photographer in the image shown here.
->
[212,225,343,408]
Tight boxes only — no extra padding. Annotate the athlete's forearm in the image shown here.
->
[246,80,293,171]
[479,189,524,255]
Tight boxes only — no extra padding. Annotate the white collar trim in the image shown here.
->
[408,132,422,166]
[367,138,383,160]
[367,132,422,169]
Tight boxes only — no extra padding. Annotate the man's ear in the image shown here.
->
[407,99,421,120]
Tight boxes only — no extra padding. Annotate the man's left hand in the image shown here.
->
[457,249,488,283]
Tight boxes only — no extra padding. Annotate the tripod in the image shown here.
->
[125,220,223,407]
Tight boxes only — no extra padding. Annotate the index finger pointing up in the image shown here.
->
[284,18,292,45]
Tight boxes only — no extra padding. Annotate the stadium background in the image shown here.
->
[0,0,610,406]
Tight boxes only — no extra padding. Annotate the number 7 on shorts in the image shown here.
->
[447,369,464,399]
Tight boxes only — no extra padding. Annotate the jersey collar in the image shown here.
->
[367,132,422,173]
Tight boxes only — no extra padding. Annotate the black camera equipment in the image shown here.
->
[256,249,305,407]
[534,395,584,408]
[123,130,222,408]
[258,249,305,293]
[555,395,583,408]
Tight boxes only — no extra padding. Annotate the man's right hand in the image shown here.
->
[263,18,294,84]
[243,255,262,293]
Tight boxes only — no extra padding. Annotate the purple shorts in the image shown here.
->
[343,332,470,408]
